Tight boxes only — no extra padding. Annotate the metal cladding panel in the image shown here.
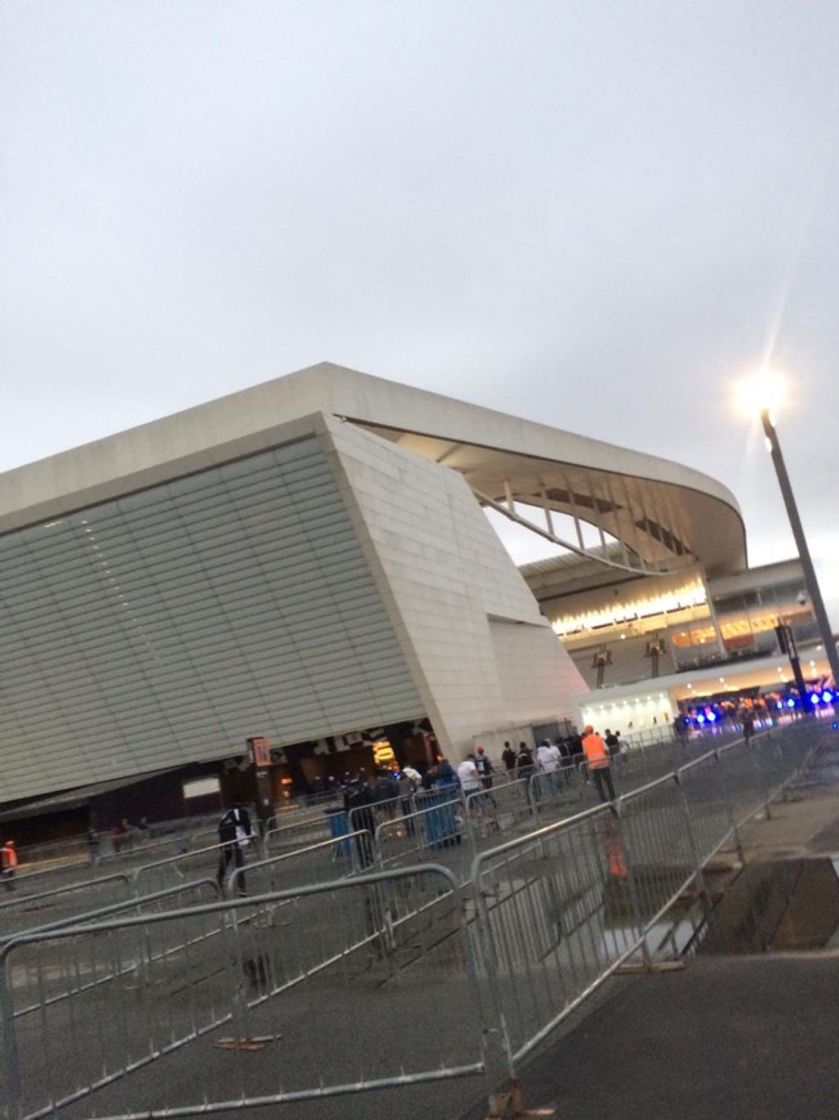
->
[0,437,422,801]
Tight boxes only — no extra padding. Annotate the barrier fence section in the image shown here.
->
[0,724,825,1119]
[228,831,370,896]
[131,839,257,897]
[0,873,133,943]
[0,866,486,1120]
[0,880,222,1024]
[469,724,820,1068]
[375,793,465,874]
[263,814,331,856]
[2,879,220,947]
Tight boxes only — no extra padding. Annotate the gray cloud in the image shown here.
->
[2,1,839,615]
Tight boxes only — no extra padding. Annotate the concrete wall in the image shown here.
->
[325,417,587,758]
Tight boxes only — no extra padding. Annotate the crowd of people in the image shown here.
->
[331,728,627,860]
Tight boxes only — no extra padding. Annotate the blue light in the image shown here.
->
[810,693,820,706]
[776,701,783,710]
[787,698,796,708]
[707,711,717,723]
[696,713,706,725]
[823,690,833,704]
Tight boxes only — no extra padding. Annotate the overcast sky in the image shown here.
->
[3,2,839,616]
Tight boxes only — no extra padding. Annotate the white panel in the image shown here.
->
[0,436,423,802]
[326,418,588,758]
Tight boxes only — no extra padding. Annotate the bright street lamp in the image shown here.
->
[752,382,839,691]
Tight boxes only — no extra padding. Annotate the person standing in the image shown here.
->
[581,726,616,804]
[86,827,101,865]
[516,742,534,777]
[501,741,517,772]
[515,742,535,805]
[570,731,587,779]
[605,729,620,758]
[395,768,419,837]
[1,840,17,891]
[430,758,461,848]
[344,773,377,867]
[456,754,482,797]
[741,708,755,743]
[374,768,400,820]
[474,746,495,790]
[551,739,570,787]
[217,802,253,895]
[535,740,558,798]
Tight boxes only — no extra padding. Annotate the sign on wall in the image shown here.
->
[248,736,272,768]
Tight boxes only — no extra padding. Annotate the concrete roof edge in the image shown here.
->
[0,362,743,540]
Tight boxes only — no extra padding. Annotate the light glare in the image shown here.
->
[734,368,787,419]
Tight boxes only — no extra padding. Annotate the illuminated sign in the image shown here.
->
[372,739,395,765]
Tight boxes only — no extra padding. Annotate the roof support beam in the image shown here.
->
[473,486,692,577]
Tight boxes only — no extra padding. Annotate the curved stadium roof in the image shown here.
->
[0,362,746,577]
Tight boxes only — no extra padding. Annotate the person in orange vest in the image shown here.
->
[1,840,18,891]
[581,726,616,804]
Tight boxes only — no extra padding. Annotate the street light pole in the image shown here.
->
[760,408,839,689]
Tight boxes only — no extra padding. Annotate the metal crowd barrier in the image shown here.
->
[375,792,464,873]
[263,813,331,855]
[469,723,823,1071]
[0,866,485,1120]
[132,838,256,896]
[228,831,370,896]
[0,722,825,1120]
[0,871,134,942]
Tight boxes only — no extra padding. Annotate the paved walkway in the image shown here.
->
[458,730,839,1120]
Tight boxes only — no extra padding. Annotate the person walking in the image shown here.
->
[582,726,616,804]
[1,840,17,891]
[217,802,253,895]
[501,741,517,772]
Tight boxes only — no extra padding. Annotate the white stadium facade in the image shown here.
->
[2,362,821,828]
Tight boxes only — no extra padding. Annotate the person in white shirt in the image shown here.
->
[535,740,559,799]
[456,755,482,795]
[536,741,558,772]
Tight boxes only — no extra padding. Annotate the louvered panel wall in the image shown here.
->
[0,436,422,801]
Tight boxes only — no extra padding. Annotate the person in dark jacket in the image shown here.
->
[515,742,534,775]
[344,773,377,867]
[374,768,400,819]
[515,743,535,804]
[570,732,587,780]
[474,746,494,789]
[217,803,253,895]
[501,741,517,771]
